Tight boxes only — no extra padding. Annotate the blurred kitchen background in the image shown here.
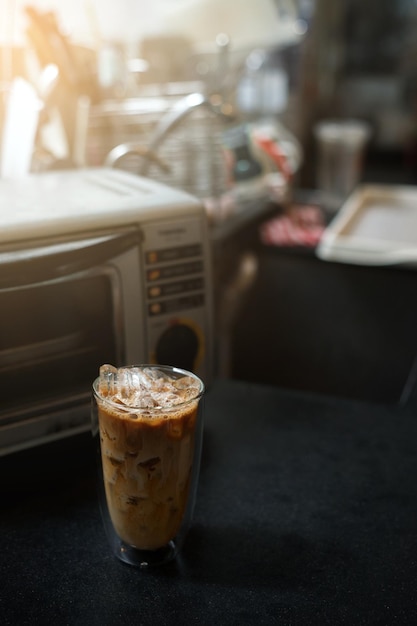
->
[3,0,417,183]
[2,0,417,404]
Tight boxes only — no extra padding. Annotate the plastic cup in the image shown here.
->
[314,119,371,210]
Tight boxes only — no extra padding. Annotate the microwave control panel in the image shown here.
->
[141,215,212,380]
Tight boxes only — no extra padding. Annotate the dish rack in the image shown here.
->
[87,89,231,201]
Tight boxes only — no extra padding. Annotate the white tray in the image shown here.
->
[316,184,417,266]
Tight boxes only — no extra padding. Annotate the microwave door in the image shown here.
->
[0,229,141,430]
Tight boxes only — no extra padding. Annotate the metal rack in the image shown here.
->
[87,86,231,201]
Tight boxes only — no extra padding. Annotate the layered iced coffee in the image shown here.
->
[93,364,204,553]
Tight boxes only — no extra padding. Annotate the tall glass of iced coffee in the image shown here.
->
[92,364,205,567]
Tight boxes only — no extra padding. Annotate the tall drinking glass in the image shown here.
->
[92,364,205,567]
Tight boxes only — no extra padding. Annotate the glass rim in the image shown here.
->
[92,363,205,412]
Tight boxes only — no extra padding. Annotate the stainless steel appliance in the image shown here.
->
[0,167,213,455]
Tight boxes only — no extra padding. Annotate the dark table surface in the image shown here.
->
[1,378,417,625]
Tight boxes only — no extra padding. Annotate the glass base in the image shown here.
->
[113,538,179,568]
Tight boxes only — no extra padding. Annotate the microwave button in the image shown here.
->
[147,277,204,300]
[146,261,203,283]
[145,244,203,266]
[146,251,159,265]
[148,293,205,317]
[148,285,162,298]
[149,302,163,316]
[147,269,161,282]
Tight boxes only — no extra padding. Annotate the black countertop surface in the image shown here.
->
[1,379,417,625]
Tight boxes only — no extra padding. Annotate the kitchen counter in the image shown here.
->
[1,379,417,625]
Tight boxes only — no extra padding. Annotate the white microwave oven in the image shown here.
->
[0,167,213,456]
